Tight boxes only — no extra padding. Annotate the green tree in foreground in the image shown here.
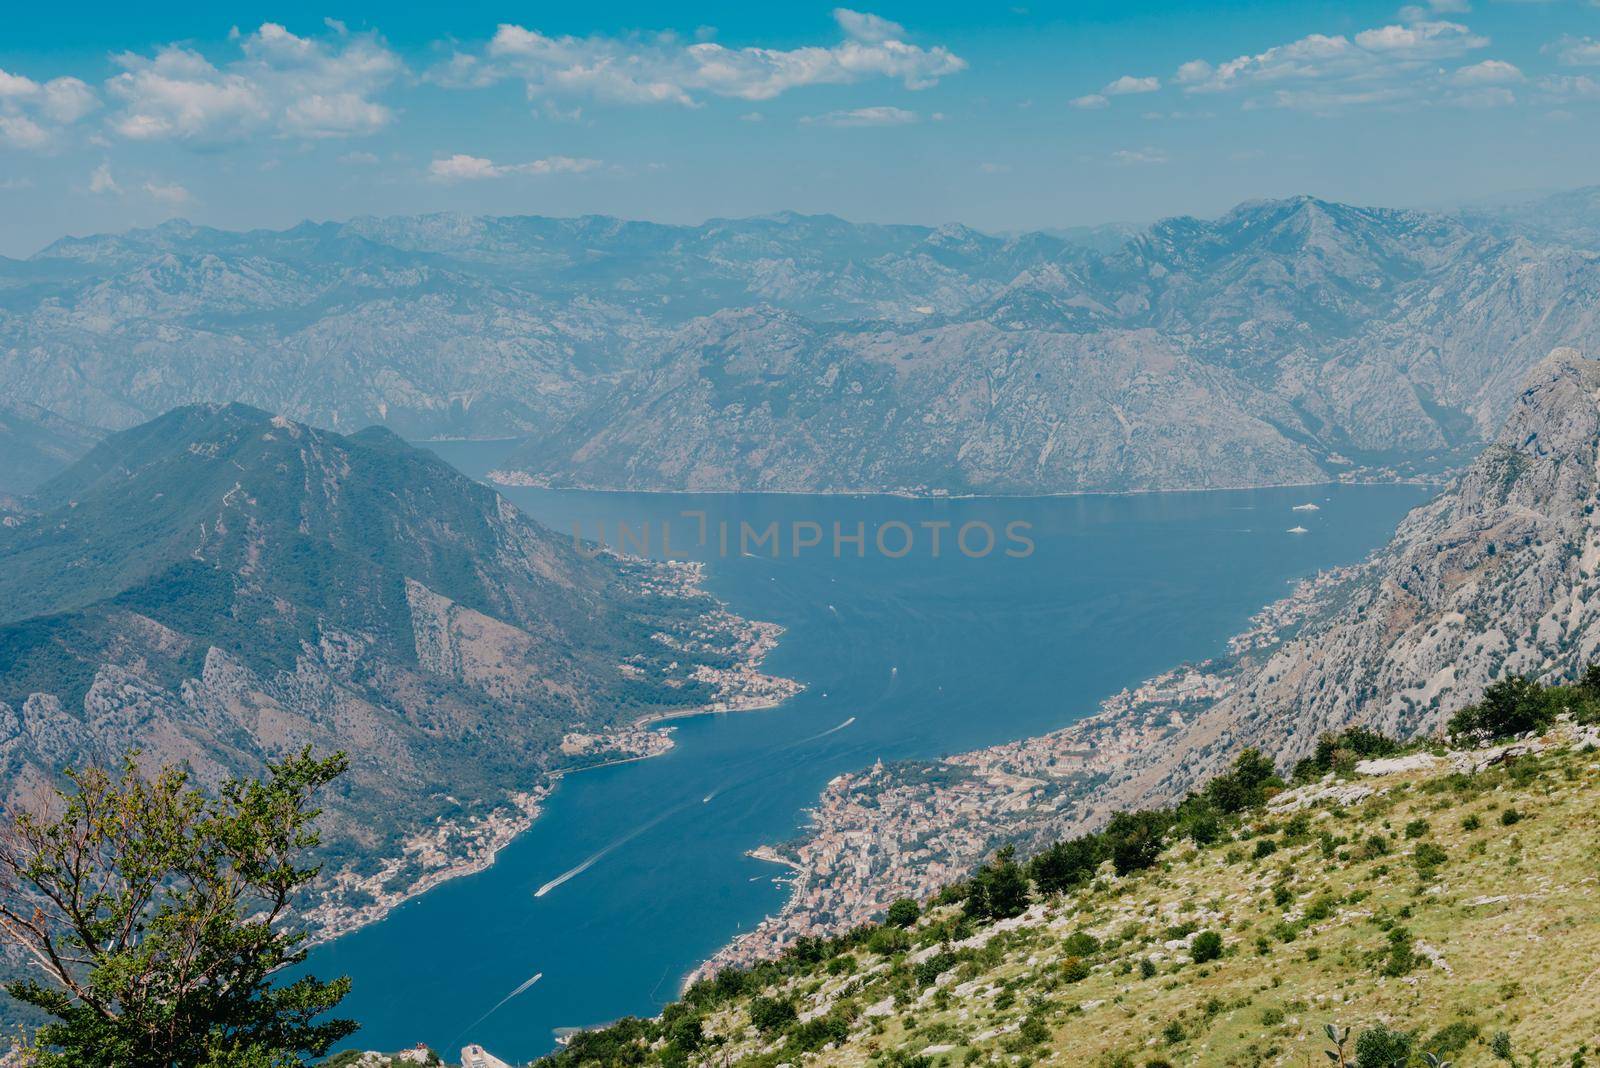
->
[0,748,356,1067]
[884,898,920,928]
[964,845,1030,921]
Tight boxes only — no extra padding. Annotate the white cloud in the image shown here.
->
[433,9,965,106]
[0,114,49,150]
[108,23,400,142]
[1070,93,1109,109]
[0,67,98,150]
[89,162,120,194]
[1450,59,1522,84]
[37,79,98,124]
[143,179,192,205]
[1539,73,1600,100]
[1397,0,1471,19]
[738,111,764,122]
[1547,36,1600,66]
[1103,75,1160,95]
[1353,21,1487,58]
[1450,85,1515,107]
[800,105,917,126]
[1175,18,1490,111]
[1112,147,1169,165]
[428,153,602,181]
[832,9,906,45]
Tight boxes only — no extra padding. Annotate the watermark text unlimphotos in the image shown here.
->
[572,511,1035,560]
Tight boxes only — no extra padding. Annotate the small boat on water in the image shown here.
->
[1287,525,1309,534]
[1292,502,1321,512]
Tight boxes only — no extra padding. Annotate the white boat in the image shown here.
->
[1287,525,1309,534]
[1292,502,1321,512]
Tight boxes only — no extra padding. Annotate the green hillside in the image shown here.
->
[531,687,1600,1068]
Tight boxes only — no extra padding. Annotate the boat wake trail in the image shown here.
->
[803,715,856,743]
[534,806,683,898]
[452,972,542,1043]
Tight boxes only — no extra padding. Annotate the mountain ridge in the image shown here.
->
[0,400,101,496]
[8,191,1600,493]
[0,403,797,943]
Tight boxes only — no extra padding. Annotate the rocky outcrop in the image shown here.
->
[997,348,1600,824]
[1137,348,1600,796]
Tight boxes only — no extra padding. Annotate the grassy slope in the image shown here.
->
[609,734,1600,1068]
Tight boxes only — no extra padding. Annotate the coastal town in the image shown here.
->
[687,561,1362,982]
[686,656,1240,983]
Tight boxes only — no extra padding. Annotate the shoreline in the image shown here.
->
[486,471,1451,502]
[630,694,793,730]
[681,555,1375,985]
[301,562,803,948]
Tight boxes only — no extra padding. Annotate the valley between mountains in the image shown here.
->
[7,195,1600,1064]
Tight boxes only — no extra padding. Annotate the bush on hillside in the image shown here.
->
[1447,675,1559,743]
[1354,1024,1414,1068]
[885,898,920,928]
[964,846,1030,921]
[1028,836,1101,895]
[1190,931,1223,964]
[1103,809,1172,876]
[1293,727,1405,781]
[1201,748,1281,813]
[749,996,798,1035]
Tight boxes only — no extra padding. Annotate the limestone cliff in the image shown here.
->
[1124,347,1600,806]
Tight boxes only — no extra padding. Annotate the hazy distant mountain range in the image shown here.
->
[3,190,1600,493]
[0,401,101,496]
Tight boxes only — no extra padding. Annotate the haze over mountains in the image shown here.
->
[5,189,1600,494]
[0,401,101,496]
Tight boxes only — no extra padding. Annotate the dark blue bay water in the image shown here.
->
[308,447,1430,1061]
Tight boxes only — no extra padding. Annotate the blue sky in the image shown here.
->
[1,0,1598,254]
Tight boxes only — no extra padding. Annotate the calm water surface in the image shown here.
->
[309,446,1431,1060]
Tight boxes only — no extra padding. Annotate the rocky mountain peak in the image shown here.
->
[1098,347,1600,808]
[1452,347,1600,516]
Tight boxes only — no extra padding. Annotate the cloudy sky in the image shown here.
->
[2,0,1598,254]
